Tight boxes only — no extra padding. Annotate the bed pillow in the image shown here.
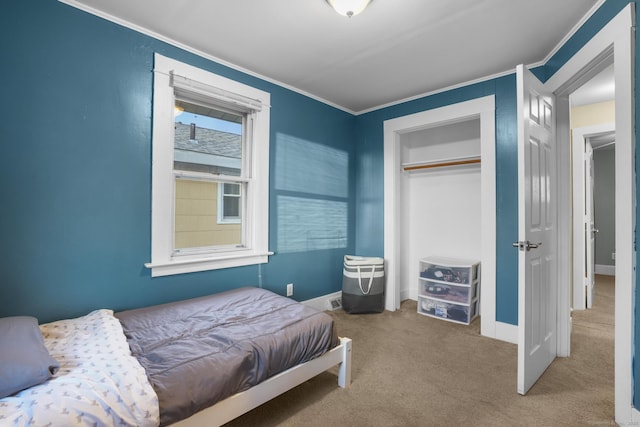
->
[0,316,60,399]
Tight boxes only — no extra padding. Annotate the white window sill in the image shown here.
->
[217,219,241,225]
[145,251,273,277]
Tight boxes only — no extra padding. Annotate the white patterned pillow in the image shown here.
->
[0,309,160,427]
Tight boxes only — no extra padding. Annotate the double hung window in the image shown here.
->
[147,54,270,277]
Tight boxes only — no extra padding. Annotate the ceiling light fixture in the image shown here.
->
[326,0,372,18]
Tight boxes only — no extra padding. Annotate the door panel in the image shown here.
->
[516,65,558,395]
[585,141,595,308]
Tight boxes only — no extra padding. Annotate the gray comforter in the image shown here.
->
[116,287,338,426]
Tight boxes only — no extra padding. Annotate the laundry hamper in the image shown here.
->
[342,255,385,314]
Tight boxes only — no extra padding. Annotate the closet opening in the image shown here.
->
[399,119,481,299]
[384,96,500,341]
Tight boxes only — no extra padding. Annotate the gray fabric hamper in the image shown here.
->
[342,255,385,314]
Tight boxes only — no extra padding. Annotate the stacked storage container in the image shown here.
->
[417,256,480,325]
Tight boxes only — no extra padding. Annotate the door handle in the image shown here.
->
[592,228,599,234]
[512,241,543,251]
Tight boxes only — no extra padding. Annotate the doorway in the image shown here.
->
[572,123,616,310]
[544,4,634,423]
[570,63,616,311]
[591,135,616,279]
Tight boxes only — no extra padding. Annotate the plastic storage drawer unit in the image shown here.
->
[417,256,480,325]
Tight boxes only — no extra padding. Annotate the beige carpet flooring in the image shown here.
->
[226,275,615,426]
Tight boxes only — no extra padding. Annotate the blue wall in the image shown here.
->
[0,1,356,323]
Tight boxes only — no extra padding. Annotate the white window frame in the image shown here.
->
[146,53,270,277]
[217,182,242,224]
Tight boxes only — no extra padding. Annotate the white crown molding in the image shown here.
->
[358,0,607,115]
[539,0,608,66]
[58,0,357,115]
[356,68,514,116]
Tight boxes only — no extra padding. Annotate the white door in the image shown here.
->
[515,64,558,395]
[571,126,613,310]
[584,141,596,308]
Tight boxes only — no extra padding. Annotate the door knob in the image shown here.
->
[512,241,543,251]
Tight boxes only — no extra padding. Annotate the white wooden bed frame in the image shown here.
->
[172,336,352,426]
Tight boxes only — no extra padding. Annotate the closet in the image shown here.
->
[397,118,482,303]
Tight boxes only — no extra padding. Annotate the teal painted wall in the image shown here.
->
[0,1,356,323]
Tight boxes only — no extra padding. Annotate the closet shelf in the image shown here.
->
[402,155,481,171]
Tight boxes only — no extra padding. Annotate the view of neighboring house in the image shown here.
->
[173,121,242,249]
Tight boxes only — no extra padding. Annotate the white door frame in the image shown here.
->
[571,123,615,311]
[545,4,635,423]
[383,95,501,340]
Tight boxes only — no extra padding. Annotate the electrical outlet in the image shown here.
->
[612,252,616,260]
[286,283,294,297]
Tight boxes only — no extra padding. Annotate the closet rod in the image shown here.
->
[403,158,481,171]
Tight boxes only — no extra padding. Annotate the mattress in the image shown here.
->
[116,287,338,426]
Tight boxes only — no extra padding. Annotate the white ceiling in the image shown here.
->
[571,63,615,107]
[63,0,603,114]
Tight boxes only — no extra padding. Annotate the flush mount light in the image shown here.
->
[326,0,372,18]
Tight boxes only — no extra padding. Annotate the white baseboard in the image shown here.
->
[303,291,342,312]
[595,264,615,276]
[629,405,640,425]
[396,295,518,346]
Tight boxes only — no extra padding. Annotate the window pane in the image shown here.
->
[174,179,242,250]
[223,182,240,195]
[223,196,240,217]
[174,99,243,177]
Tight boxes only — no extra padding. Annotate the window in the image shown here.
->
[218,183,241,224]
[146,54,271,277]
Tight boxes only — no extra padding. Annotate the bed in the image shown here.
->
[0,287,352,426]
